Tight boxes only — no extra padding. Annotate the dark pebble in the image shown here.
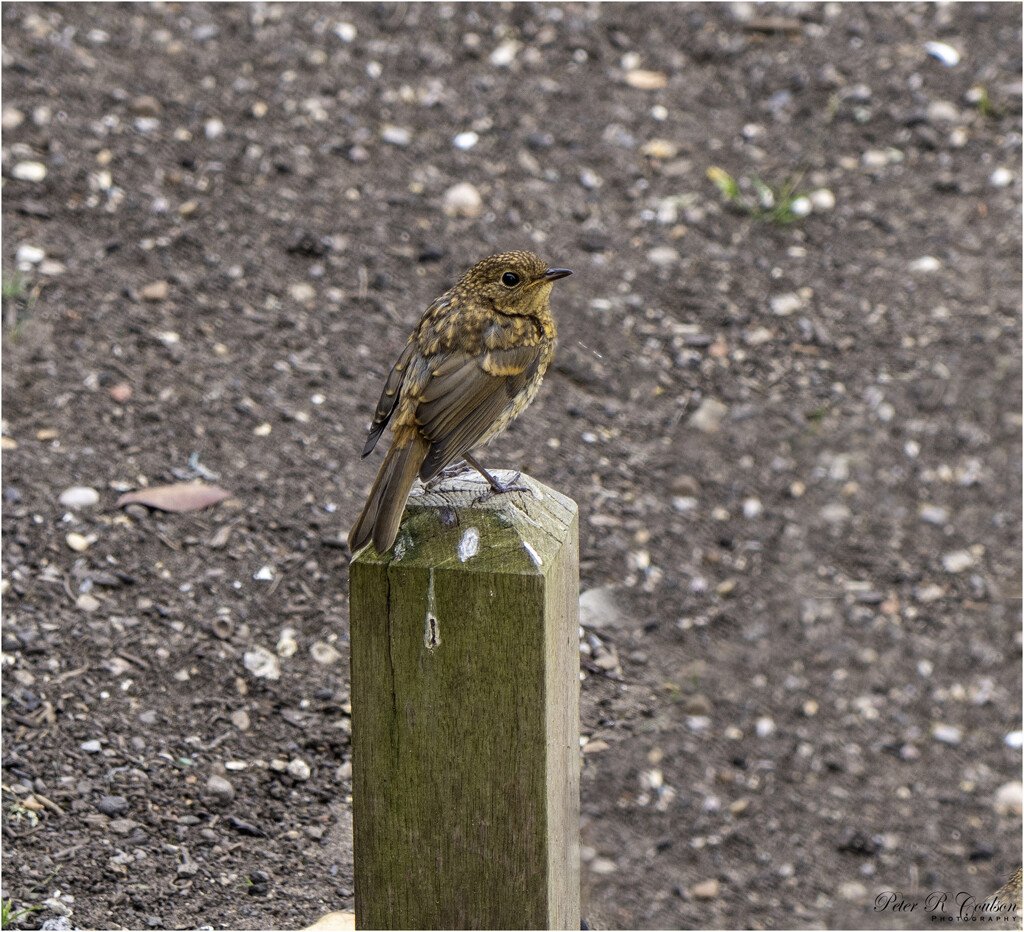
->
[578,233,609,253]
[418,243,445,262]
[229,816,263,836]
[837,829,880,856]
[97,795,129,816]
[526,132,555,149]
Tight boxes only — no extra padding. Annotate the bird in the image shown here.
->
[348,250,572,554]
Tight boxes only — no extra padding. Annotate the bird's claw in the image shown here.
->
[424,461,475,490]
[473,471,530,502]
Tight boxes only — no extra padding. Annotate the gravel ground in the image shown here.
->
[2,3,1021,930]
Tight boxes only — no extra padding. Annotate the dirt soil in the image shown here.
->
[2,3,1021,930]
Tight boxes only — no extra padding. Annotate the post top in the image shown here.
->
[350,470,577,574]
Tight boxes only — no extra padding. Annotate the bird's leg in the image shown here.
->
[423,460,474,490]
[464,452,530,497]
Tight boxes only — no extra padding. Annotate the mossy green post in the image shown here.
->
[349,471,580,930]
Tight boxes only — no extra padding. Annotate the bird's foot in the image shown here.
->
[464,454,530,501]
[424,460,475,490]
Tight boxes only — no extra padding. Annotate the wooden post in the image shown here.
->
[349,470,580,930]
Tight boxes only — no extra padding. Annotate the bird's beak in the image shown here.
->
[542,268,573,282]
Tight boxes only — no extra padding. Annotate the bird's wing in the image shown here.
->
[361,341,417,457]
[415,343,544,482]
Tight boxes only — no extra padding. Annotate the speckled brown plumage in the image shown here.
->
[348,251,572,554]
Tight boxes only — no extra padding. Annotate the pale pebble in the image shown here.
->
[60,486,100,508]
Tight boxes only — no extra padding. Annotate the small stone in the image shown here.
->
[332,22,357,42]
[646,246,679,266]
[941,550,974,573]
[809,188,836,211]
[130,95,162,117]
[80,739,103,753]
[861,149,889,169]
[96,795,129,816]
[742,497,763,519]
[76,593,101,612]
[66,532,91,553]
[820,503,851,524]
[640,138,678,159]
[579,587,623,630]
[205,775,234,805]
[310,641,342,665]
[729,798,749,816]
[590,857,618,874]
[683,694,712,716]
[756,716,776,738]
[453,131,478,150]
[243,646,280,680]
[489,40,519,67]
[689,398,728,433]
[141,280,169,301]
[289,282,316,304]
[915,583,945,602]
[2,106,24,130]
[924,41,960,67]
[204,117,225,139]
[192,22,219,41]
[931,723,962,745]
[287,758,311,781]
[15,244,45,266]
[624,69,667,89]
[231,709,251,731]
[989,167,1013,188]
[993,781,1022,816]
[108,818,141,834]
[770,292,802,316]
[276,627,298,658]
[926,100,960,123]
[919,504,949,525]
[380,124,411,147]
[691,879,719,899]
[59,486,100,508]
[1005,731,1023,749]
[788,196,812,217]
[11,161,47,182]
[442,182,483,218]
[107,380,130,403]
[838,880,868,901]
[910,256,941,274]
[670,474,700,496]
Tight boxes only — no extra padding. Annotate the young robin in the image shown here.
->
[348,250,572,554]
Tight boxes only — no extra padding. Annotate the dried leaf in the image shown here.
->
[117,482,230,513]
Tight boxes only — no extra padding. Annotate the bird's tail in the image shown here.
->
[348,431,429,555]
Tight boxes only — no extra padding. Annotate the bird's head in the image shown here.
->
[456,250,572,316]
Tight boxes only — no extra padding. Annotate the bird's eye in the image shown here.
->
[501,271,520,287]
